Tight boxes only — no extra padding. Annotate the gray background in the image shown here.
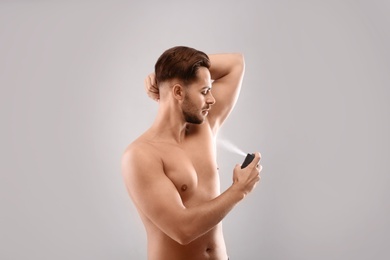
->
[1,0,389,259]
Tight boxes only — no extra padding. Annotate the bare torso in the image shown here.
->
[123,52,249,260]
[134,123,228,260]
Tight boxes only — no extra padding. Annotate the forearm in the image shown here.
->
[178,184,245,244]
[208,53,245,81]
[205,53,245,131]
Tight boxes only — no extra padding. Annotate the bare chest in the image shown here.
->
[157,135,220,205]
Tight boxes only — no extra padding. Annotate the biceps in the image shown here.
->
[125,170,185,230]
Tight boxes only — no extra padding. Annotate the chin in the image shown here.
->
[189,120,204,125]
[186,117,204,125]
[184,111,206,124]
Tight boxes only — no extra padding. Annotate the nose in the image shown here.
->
[207,92,216,105]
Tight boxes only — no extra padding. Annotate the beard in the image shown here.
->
[182,96,204,124]
[183,110,203,124]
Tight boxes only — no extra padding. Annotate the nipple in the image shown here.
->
[181,184,188,191]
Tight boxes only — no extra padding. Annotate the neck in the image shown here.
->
[148,102,189,144]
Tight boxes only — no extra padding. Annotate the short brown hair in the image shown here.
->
[154,46,210,86]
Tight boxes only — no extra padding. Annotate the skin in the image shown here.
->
[122,53,262,260]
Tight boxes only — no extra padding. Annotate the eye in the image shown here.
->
[201,88,210,95]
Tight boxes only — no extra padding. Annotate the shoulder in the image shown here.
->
[122,139,153,159]
[121,139,163,176]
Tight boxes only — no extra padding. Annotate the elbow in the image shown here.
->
[232,53,245,73]
[175,227,195,245]
[161,210,202,245]
[176,236,192,246]
[171,223,198,245]
[234,53,245,66]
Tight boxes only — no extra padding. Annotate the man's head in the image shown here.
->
[154,46,215,124]
[154,46,210,87]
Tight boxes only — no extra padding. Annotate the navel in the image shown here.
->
[181,184,188,192]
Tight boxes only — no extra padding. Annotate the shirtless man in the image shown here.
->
[122,46,262,260]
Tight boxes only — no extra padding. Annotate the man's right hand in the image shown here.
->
[144,73,159,101]
[232,152,262,196]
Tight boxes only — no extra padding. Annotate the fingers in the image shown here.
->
[248,152,261,170]
[253,152,262,181]
[145,74,157,91]
[253,151,261,164]
[149,73,156,86]
[256,163,262,172]
[232,152,263,193]
[144,73,159,101]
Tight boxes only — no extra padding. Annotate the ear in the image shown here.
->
[172,83,185,101]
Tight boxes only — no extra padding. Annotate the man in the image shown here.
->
[122,46,262,260]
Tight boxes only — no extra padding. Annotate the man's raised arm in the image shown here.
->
[207,53,245,132]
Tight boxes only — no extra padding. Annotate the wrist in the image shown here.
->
[229,182,246,201]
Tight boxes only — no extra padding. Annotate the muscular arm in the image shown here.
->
[122,145,260,245]
[207,53,245,133]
